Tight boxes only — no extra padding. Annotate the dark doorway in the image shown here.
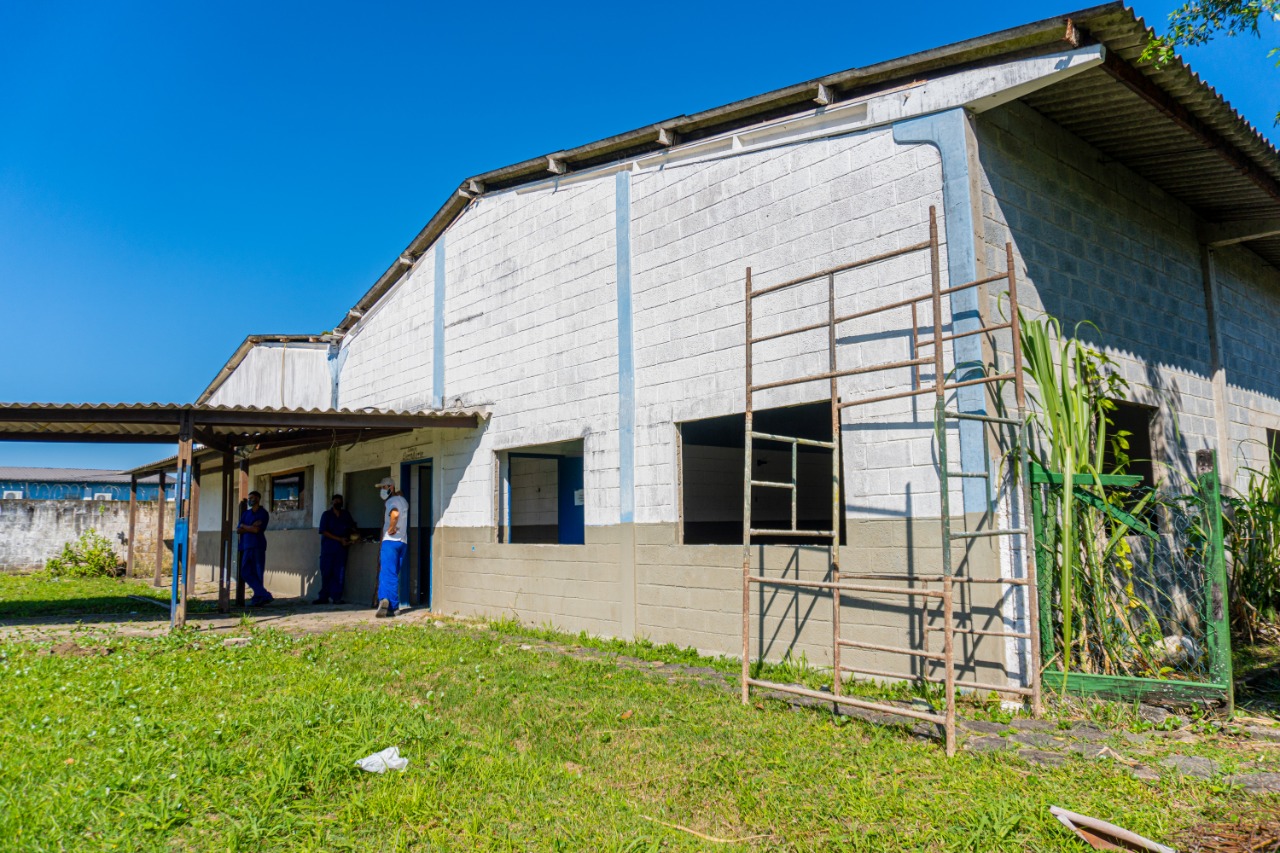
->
[399,460,433,608]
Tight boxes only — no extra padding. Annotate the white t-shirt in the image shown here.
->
[382,495,409,543]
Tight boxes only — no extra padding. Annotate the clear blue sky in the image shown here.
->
[1,1,1276,471]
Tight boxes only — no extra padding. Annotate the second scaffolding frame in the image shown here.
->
[740,206,1042,755]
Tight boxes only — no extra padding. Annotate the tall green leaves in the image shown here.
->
[1021,317,1108,676]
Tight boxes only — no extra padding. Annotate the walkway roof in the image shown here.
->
[0,403,484,449]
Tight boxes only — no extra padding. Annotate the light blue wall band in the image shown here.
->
[893,108,988,513]
[433,237,446,409]
[327,344,349,409]
[615,170,636,524]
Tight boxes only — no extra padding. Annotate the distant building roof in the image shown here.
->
[0,467,164,484]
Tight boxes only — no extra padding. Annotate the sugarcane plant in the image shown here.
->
[1224,447,1280,643]
[1019,314,1198,682]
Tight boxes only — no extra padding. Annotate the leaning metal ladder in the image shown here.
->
[740,206,1042,755]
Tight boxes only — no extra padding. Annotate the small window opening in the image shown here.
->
[270,470,306,512]
[679,401,843,545]
[1102,400,1156,489]
[499,439,585,545]
[1267,428,1280,475]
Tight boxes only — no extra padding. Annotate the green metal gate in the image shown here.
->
[1032,450,1233,708]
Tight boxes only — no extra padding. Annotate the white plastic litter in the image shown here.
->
[356,747,409,773]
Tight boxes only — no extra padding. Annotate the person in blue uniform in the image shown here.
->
[375,476,408,618]
[236,491,272,606]
[314,493,356,604]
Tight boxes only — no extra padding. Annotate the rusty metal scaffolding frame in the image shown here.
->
[739,206,1042,755]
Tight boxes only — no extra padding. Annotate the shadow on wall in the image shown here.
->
[975,103,1217,484]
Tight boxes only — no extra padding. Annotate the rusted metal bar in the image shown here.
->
[153,471,167,587]
[750,479,795,490]
[218,450,233,612]
[832,272,1007,325]
[750,356,931,393]
[746,678,946,724]
[929,207,957,758]
[748,576,945,598]
[838,664,943,684]
[749,431,834,449]
[838,372,1019,410]
[946,410,1022,425]
[741,267,754,706]
[748,528,836,538]
[1006,243,1043,716]
[915,320,1013,348]
[828,270,842,701]
[838,638,944,660]
[750,319,830,345]
[749,240,931,298]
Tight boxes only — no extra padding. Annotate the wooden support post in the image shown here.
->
[186,462,201,597]
[236,459,249,607]
[218,450,234,613]
[125,474,138,580]
[153,471,167,587]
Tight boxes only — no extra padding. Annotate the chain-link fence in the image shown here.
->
[1031,455,1232,704]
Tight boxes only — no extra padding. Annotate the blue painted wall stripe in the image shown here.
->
[433,237,446,409]
[893,109,988,513]
[615,170,636,524]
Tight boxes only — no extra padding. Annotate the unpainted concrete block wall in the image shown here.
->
[975,102,1219,487]
[1214,246,1280,478]
[0,499,174,575]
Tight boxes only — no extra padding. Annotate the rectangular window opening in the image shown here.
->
[679,401,845,546]
[1267,428,1280,475]
[499,439,585,545]
[270,470,306,512]
[344,467,390,536]
[1102,400,1157,489]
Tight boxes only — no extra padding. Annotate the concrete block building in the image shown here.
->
[163,5,1280,696]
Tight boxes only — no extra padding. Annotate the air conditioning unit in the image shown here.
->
[92,493,114,501]
[1,490,21,500]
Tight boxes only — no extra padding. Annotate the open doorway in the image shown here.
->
[399,459,434,608]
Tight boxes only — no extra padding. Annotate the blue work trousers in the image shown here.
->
[239,547,270,603]
[378,540,406,611]
[318,545,347,602]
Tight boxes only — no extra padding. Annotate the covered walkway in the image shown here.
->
[0,402,481,626]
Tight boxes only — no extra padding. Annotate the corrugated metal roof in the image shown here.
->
[328,3,1280,339]
[1019,7,1280,268]
[0,402,488,444]
[0,466,163,484]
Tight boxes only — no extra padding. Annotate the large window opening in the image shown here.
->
[1103,400,1156,488]
[679,401,843,545]
[344,467,390,537]
[498,440,585,545]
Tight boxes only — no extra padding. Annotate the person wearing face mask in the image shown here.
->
[314,493,356,605]
[375,476,409,618]
[236,491,272,607]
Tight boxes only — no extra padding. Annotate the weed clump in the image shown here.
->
[44,528,122,578]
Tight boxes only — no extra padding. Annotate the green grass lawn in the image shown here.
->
[0,573,179,619]
[0,619,1269,852]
